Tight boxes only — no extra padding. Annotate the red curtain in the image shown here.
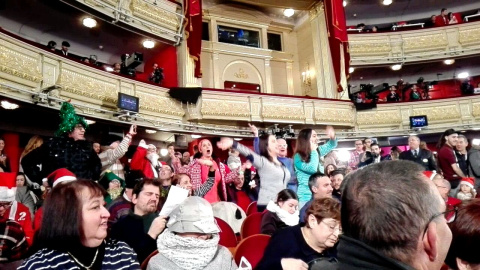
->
[185,0,203,78]
[324,0,349,91]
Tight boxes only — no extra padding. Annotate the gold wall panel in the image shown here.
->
[356,110,401,126]
[136,90,184,117]
[314,107,354,125]
[132,0,179,31]
[412,105,460,122]
[402,34,447,52]
[261,103,305,121]
[56,68,118,103]
[0,44,42,83]
[472,102,480,117]
[458,28,480,46]
[349,40,391,55]
[201,99,251,118]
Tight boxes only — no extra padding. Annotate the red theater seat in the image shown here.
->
[234,234,271,269]
[240,211,263,239]
[141,250,159,270]
[246,201,258,216]
[215,217,238,248]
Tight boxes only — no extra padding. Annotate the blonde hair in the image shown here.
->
[459,183,477,197]
[21,135,44,158]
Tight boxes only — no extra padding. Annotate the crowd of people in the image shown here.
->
[0,101,480,270]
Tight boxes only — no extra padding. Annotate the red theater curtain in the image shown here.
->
[185,0,203,78]
[324,0,349,92]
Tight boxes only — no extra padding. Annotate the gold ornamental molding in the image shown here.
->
[201,99,251,118]
[348,21,480,66]
[136,90,184,117]
[261,103,305,121]
[413,106,460,122]
[0,45,42,84]
[356,110,402,126]
[314,107,354,125]
[472,102,480,117]
[131,0,180,31]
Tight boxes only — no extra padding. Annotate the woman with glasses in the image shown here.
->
[446,199,479,270]
[257,198,341,270]
[294,127,337,208]
[19,180,139,269]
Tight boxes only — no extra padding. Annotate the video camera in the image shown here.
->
[120,52,143,77]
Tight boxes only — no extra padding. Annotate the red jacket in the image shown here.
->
[0,201,33,245]
[130,146,157,179]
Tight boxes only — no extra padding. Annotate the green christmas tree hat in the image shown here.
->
[55,102,88,137]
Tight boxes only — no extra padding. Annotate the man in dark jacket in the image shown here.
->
[399,135,437,171]
[319,161,452,270]
[21,102,101,184]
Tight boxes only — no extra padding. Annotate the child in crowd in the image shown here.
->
[456,177,477,201]
[227,148,241,170]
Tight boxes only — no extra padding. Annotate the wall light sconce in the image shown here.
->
[301,63,312,87]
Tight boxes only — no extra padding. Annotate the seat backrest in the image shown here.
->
[246,201,257,216]
[234,234,271,269]
[215,217,238,248]
[240,211,263,239]
[141,249,159,270]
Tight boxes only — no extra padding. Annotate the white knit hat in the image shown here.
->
[0,172,17,202]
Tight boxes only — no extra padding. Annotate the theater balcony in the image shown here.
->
[348,20,480,66]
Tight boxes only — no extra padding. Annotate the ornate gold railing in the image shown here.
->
[348,21,480,66]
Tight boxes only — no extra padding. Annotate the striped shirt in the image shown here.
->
[99,134,132,179]
[18,239,140,270]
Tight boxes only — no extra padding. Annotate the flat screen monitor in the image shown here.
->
[117,93,139,113]
[410,115,428,128]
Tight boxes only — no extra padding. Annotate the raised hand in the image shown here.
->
[248,123,259,137]
[217,137,234,150]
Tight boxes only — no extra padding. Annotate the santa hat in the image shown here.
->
[459,177,475,190]
[423,171,437,180]
[0,172,17,202]
[42,168,77,187]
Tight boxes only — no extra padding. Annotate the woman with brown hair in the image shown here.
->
[19,180,139,269]
[294,127,337,208]
[446,199,480,269]
[0,137,10,172]
[18,135,43,188]
[257,198,341,270]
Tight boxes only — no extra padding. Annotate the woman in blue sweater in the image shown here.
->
[294,126,337,207]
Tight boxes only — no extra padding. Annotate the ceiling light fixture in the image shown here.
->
[191,135,202,139]
[343,1,347,7]
[160,148,169,156]
[234,138,243,141]
[145,129,157,134]
[105,66,114,72]
[0,100,19,110]
[444,59,455,65]
[382,0,393,5]
[283,8,295,17]
[83,17,97,28]
[143,40,155,49]
[458,72,469,79]
[85,119,96,125]
[349,67,355,73]
[391,64,402,71]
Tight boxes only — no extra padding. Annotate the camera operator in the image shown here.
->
[148,63,164,84]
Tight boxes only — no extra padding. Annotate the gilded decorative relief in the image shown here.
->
[412,105,460,121]
[132,0,179,31]
[458,28,480,46]
[356,110,401,126]
[349,40,391,55]
[85,0,119,7]
[136,91,184,117]
[0,45,42,83]
[262,104,305,121]
[472,103,480,117]
[402,34,448,52]
[315,107,354,124]
[201,99,250,118]
[56,69,117,103]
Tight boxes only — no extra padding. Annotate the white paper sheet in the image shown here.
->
[159,185,189,217]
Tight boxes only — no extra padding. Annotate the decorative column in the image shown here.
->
[309,3,337,98]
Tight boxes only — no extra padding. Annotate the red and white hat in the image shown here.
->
[42,168,77,187]
[460,177,475,190]
[423,171,437,180]
[0,172,17,202]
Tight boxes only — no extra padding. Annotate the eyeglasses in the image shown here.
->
[74,125,85,130]
[279,144,288,148]
[423,207,457,235]
[355,143,363,145]
[0,202,13,208]
[321,220,342,235]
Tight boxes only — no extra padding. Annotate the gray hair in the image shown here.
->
[341,160,441,264]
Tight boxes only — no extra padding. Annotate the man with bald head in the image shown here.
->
[399,135,437,171]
